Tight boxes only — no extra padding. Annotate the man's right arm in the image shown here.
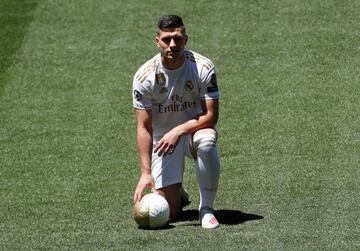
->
[133,109,154,203]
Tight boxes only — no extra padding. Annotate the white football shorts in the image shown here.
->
[151,134,193,189]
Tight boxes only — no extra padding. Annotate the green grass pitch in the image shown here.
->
[1,0,360,250]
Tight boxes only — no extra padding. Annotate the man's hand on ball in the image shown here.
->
[133,174,155,203]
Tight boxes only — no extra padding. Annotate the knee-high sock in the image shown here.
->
[193,132,220,210]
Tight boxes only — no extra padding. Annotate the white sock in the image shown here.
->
[193,131,220,211]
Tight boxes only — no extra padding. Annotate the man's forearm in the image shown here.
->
[136,126,153,175]
[175,114,216,137]
[174,99,219,137]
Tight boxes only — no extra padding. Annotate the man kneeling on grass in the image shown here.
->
[132,15,221,229]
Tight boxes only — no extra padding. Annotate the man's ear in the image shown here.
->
[184,35,188,45]
[155,36,160,48]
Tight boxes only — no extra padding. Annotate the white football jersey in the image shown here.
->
[132,50,219,139]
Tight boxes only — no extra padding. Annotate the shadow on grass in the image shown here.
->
[137,209,263,230]
[137,224,175,231]
[174,209,264,225]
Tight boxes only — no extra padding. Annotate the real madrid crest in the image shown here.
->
[155,73,166,86]
[185,80,194,91]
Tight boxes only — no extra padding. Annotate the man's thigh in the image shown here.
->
[151,135,189,189]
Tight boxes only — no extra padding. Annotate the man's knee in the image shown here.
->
[157,183,181,219]
[193,128,217,153]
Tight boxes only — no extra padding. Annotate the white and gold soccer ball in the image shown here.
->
[133,193,170,229]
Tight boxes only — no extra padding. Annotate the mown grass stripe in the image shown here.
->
[0,0,40,96]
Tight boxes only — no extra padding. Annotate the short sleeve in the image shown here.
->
[132,77,152,109]
[199,66,219,100]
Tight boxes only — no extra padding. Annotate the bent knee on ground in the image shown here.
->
[157,183,182,218]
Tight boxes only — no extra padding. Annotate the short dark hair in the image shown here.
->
[157,15,186,34]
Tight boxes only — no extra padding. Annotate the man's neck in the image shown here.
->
[161,54,185,70]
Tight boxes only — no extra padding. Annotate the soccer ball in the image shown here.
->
[133,193,170,229]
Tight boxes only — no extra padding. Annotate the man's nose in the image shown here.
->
[169,38,176,47]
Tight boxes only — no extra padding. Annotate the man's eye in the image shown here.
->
[162,38,171,44]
